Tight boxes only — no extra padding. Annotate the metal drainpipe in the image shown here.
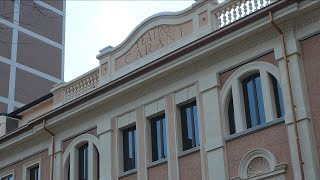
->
[43,120,55,180]
[269,11,305,180]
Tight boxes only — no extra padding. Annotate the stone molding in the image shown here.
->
[231,148,287,180]
[62,134,100,164]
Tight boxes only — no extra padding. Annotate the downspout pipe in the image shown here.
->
[43,120,55,180]
[269,11,305,180]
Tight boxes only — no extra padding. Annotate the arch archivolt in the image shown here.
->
[220,61,282,134]
[62,134,101,164]
[231,148,287,180]
[221,61,280,104]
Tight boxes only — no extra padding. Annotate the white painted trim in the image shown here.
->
[0,19,63,49]
[22,158,41,180]
[33,1,65,16]
[61,0,66,81]
[0,169,14,179]
[62,134,101,180]
[7,66,16,113]
[0,96,25,108]
[220,61,281,134]
[0,56,62,83]
[238,148,277,179]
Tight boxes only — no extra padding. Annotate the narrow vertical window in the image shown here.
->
[271,76,284,118]
[242,74,266,128]
[151,114,167,162]
[29,166,39,180]
[1,174,13,180]
[123,126,136,171]
[228,96,236,135]
[79,143,88,180]
[180,101,200,151]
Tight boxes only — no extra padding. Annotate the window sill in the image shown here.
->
[178,146,200,158]
[119,169,137,178]
[225,118,285,142]
[147,158,168,169]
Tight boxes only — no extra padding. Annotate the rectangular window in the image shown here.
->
[29,166,39,180]
[151,114,167,162]
[79,143,88,180]
[123,126,137,172]
[1,174,13,180]
[180,101,200,151]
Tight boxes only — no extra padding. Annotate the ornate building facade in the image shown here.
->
[0,0,65,113]
[1,0,320,180]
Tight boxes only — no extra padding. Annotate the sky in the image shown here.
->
[64,1,194,82]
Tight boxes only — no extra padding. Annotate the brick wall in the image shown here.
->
[178,151,202,180]
[119,173,137,180]
[0,61,10,98]
[300,33,320,163]
[226,123,293,179]
[14,69,56,104]
[219,52,277,88]
[0,102,7,113]
[17,32,62,79]
[19,1,63,43]
[147,162,168,180]
[0,150,50,180]
[0,25,13,60]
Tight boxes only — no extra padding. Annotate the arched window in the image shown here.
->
[63,134,100,180]
[221,62,285,135]
[271,75,284,118]
[228,95,236,135]
[242,73,266,128]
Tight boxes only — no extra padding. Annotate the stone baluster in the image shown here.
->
[215,11,222,28]
[232,4,237,21]
[238,1,243,18]
[248,0,253,14]
[222,9,227,26]
[243,0,248,15]
[253,0,258,11]
[226,6,231,25]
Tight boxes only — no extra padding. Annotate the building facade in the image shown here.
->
[1,0,320,180]
[0,0,65,113]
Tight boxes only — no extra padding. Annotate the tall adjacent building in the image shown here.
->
[0,0,65,113]
[1,0,320,180]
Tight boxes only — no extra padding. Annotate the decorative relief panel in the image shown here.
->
[115,20,193,70]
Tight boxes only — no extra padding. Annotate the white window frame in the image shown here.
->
[22,158,41,180]
[0,169,14,180]
[220,61,282,134]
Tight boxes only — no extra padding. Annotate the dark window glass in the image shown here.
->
[123,126,136,171]
[30,166,39,180]
[228,96,236,135]
[242,74,266,128]
[180,101,200,151]
[1,174,13,180]
[151,114,167,162]
[79,143,88,180]
[271,76,284,118]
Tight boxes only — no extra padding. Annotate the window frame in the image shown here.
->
[150,114,167,162]
[0,170,14,180]
[78,143,89,180]
[122,125,137,172]
[242,73,266,128]
[179,100,200,151]
[22,158,41,180]
[220,61,285,136]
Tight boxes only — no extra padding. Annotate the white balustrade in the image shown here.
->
[213,0,277,28]
[65,70,99,102]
